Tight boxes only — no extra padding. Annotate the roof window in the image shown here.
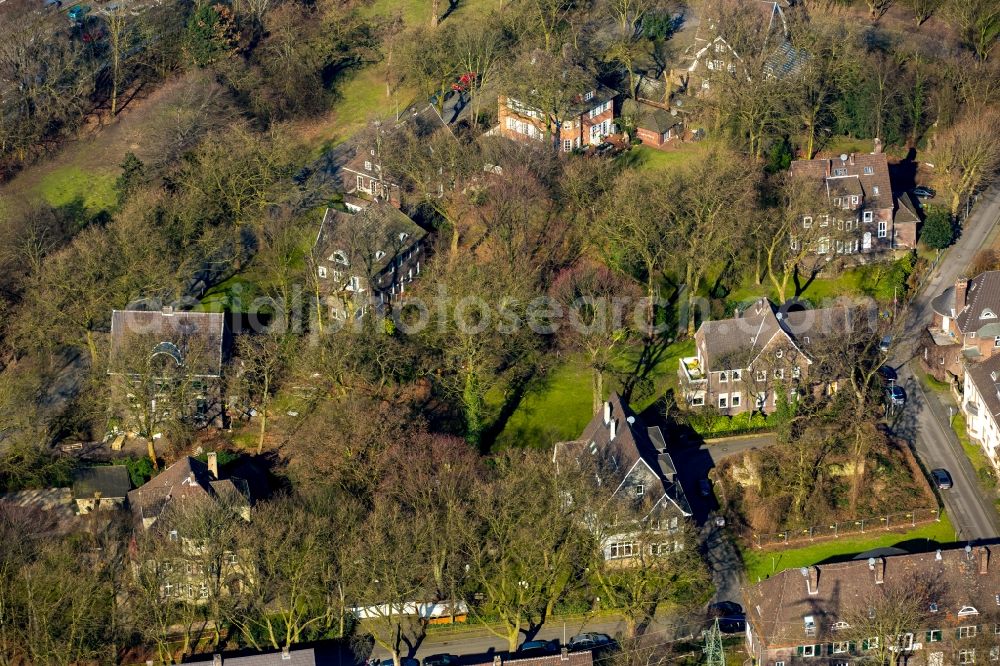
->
[959,606,979,617]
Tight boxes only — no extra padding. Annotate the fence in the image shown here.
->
[750,507,941,550]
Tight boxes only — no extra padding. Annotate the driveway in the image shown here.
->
[895,184,1000,542]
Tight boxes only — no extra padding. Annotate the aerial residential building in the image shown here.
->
[311,202,427,320]
[498,84,618,152]
[925,271,1000,382]
[553,392,691,561]
[744,546,1000,666]
[72,466,131,514]
[680,298,851,414]
[788,147,918,259]
[962,354,1000,472]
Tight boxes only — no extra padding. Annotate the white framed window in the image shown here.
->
[864,166,874,175]
[866,637,880,650]
[775,662,785,666]
[818,238,830,254]
[608,541,634,559]
[562,139,572,152]
[878,221,887,238]
[719,395,728,409]
[650,543,671,556]
[927,630,942,642]
[168,530,178,541]
[732,370,742,381]
[960,626,978,638]
[164,581,174,597]
[852,195,859,205]
[832,642,850,654]
[792,366,801,378]
[702,80,710,89]
[802,645,817,657]
[833,197,842,207]
[357,175,366,191]
[990,647,999,661]
[691,394,705,406]
[960,649,976,664]
[820,214,829,227]
[873,186,880,195]
[584,90,594,101]
[199,583,209,599]
[364,160,372,171]
[837,218,844,231]
[960,607,981,617]
[635,484,644,496]
[790,236,799,251]
[863,211,873,223]
[731,393,741,407]
[803,216,812,228]
[756,370,767,381]
[833,168,847,176]
[774,368,784,379]
[719,371,729,383]
[318,266,327,279]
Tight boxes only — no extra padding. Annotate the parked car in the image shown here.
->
[913,185,936,199]
[879,335,893,353]
[708,601,746,634]
[887,385,906,406]
[423,655,458,666]
[517,640,560,657]
[931,468,953,490]
[568,633,613,652]
[878,365,898,384]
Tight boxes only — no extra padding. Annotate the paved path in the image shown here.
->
[896,185,1000,542]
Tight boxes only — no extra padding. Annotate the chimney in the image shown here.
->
[825,160,831,177]
[610,419,617,441]
[849,153,855,165]
[873,137,883,154]
[161,305,174,316]
[561,648,569,661]
[281,646,291,661]
[869,557,885,584]
[493,656,502,666]
[955,277,969,313]
[207,452,218,479]
[603,401,611,425]
[213,656,223,666]
[980,546,990,575]
[807,566,819,595]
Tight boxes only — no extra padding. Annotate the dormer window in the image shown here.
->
[959,606,979,617]
[864,166,874,175]
[584,90,594,101]
[399,232,409,241]
[375,250,386,261]
[635,484,644,496]
[833,168,847,176]
[331,250,349,266]
[804,615,816,636]
[982,309,997,319]
[364,161,372,171]
[833,621,850,631]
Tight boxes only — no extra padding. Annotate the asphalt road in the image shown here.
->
[895,185,1000,542]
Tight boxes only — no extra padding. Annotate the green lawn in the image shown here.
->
[727,259,909,307]
[742,512,958,583]
[622,143,709,172]
[492,339,695,450]
[35,165,116,214]
[951,413,998,492]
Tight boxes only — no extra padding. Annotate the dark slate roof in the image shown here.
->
[342,104,454,177]
[895,191,922,225]
[956,272,1000,333]
[931,286,955,318]
[72,466,131,500]
[562,392,691,517]
[188,647,317,665]
[314,203,426,277]
[746,546,1000,649]
[624,99,681,134]
[789,152,894,213]
[966,354,1000,423]
[127,456,248,527]
[764,40,808,78]
[109,310,225,378]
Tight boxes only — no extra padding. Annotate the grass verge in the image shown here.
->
[950,413,998,492]
[742,511,957,583]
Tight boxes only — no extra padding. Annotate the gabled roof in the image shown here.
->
[895,192,922,225]
[623,99,681,134]
[189,647,317,666]
[956,272,1000,333]
[746,546,1000,649]
[466,651,593,666]
[313,203,426,277]
[127,456,247,527]
[109,309,225,378]
[966,354,1000,424]
[565,392,690,517]
[342,104,455,177]
[789,152,893,213]
[72,466,131,500]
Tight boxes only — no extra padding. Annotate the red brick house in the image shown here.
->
[788,148,918,260]
[923,271,1000,382]
[680,299,851,415]
[744,546,1000,666]
[622,98,683,147]
[498,85,618,152]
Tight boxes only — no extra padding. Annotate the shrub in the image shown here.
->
[920,206,954,250]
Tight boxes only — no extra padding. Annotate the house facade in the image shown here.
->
[623,98,683,147]
[108,308,227,432]
[553,392,691,561]
[680,299,850,415]
[312,203,427,321]
[72,466,131,514]
[788,149,917,261]
[962,354,1000,473]
[498,85,618,152]
[924,272,1000,382]
[744,546,1000,666]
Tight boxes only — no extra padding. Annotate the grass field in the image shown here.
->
[622,143,710,172]
[742,511,958,583]
[36,166,116,213]
[492,339,695,450]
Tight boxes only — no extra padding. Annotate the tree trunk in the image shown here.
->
[147,439,158,471]
[430,0,440,27]
[592,367,603,414]
[256,398,267,455]
[686,264,697,337]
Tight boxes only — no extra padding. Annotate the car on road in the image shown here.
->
[423,655,458,666]
[568,633,614,652]
[517,640,560,657]
[878,365,897,384]
[931,468,953,490]
[913,185,937,199]
[699,478,713,497]
[887,385,906,406]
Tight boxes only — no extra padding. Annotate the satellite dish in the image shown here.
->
[626,416,636,424]
[840,153,849,162]
[800,567,809,577]
[868,557,876,569]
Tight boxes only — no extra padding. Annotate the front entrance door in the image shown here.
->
[863,232,872,251]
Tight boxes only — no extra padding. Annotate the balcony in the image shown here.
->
[680,357,706,383]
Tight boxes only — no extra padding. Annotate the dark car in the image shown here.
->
[879,335,893,353]
[568,633,613,652]
[931,468,953,490]
[518,640,560,657]
[913,185,936,199]
[887,385,906,406]
[878,365,898,384]
[709,601,746,634]
[423,655,458,666]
